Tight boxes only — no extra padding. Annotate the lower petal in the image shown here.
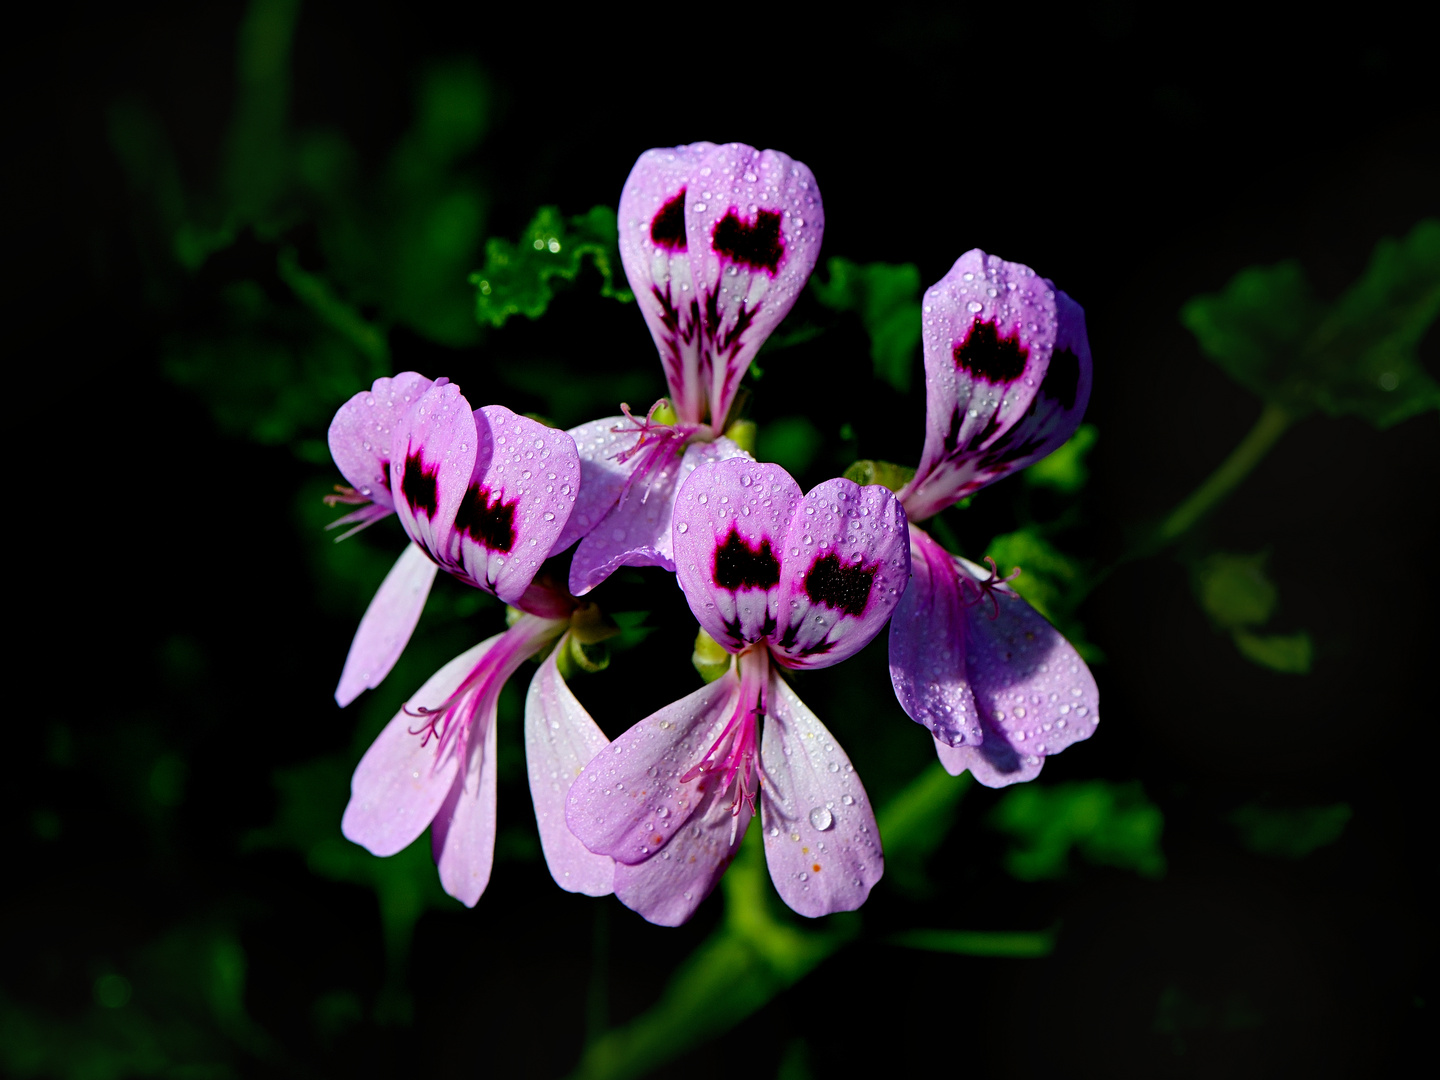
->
[432,711,499,907]
[335,543,439,707]
[525,640,615,896]
[760,673,883,917]
[934,733,1045,788]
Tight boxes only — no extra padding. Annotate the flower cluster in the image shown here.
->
[325,141,1098,924]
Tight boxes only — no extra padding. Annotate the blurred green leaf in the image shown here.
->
[472,205,633,328]
[1024,424,1098,493]
[841,458,916,493]
[1181,220,1440,427]
[1194,552,1277,629]
[1230,802,1351,858]
[889,927,1055,958]
[811,257,922,392]
[991,780,1166,880]
[877,763,969,898]
[985,528,1103,661]
[1232,630,1313,673]
[757,416,823,477]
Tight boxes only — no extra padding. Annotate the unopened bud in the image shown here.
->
[692,628,733,684]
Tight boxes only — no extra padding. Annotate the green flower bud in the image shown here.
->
[723,418,757,454]
[692,628,733,684]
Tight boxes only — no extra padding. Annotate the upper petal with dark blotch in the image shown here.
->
[525,641,615,897]
[335,543,439,707]
[935,556,1099,787]
[570,435,751,596]
[389,381,478,567]
[902,251,1078,520]
[618,144,716,423]
[566,673,741,865]
[686,143,824,427]
[451,405,580,604]
[431,705,498,907]
[341,635,496,857]
[771,478,909,670]
[760,673,882,917]
[887,525,983,747]
[550,416,636,556]
[672,459,802,651]
[328,372,434,512]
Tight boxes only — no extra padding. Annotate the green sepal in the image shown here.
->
[692,629,733,684]
[723,419,757,455]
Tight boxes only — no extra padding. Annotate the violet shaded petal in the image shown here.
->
[431,706,498,907]
[672,459,803,651]
[902,250,1086,520]
[771,478,910,670]
[759,672,882,917]
[611,777,753,927]
[524,640,615,897]
[328,372,434,512]
[335,542,440,707]
[887,526,983,747]
[341,636,495,856]
[566,673,741,865]
[390,381,477,565]
[453,405,581,604]
[939,556,1100,788]
[686,143,824,428]
[569,435,750,596]
[550,416,634,556]
[617,144,716,424]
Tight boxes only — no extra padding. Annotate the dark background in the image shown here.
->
[7,2,1438,1077]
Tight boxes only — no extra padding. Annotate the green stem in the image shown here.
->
[1153,402,1293,547]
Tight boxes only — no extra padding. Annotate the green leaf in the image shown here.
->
[1194,552,1277,629]
[990,780,1166,881]
[1230,802,1351,858]
[811,258,922,392]
[1180,220,1440,426]
[472,205,633,328]
[1024,424,1098,493]
[757,416,824,477]
[1232,630,1313,673]
[888,927,1056,958]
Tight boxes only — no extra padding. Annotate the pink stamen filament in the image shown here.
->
[958,555,1022,620]
[679,649,768,818]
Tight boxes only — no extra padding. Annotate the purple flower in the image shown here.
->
[553,142,824,596]
[888,250,1100,786]
[343,612,615,906]
[566,459,908,925]
[328,376,581,706]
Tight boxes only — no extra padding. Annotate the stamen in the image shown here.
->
[323,484,371,507]
[959,555,1023,620]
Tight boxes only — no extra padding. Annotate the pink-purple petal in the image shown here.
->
[453,405,581,604]
[771,478,910,670]
[887,526,983,747]
[685,143,824,428]
[565,673,741,865]
[617,144,716,424]
[431,709,498,907]
[524,641,616,897]
[902,250,1063,520]
[341,636,495,857]
[328,372,434,512]
[611,780,752,927]
[335,542,440,707]
[550,416,635,556]
[569,435,750,596]
[759,673,882,917]
[672,459,802,651]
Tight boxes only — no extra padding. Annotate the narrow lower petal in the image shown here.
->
[617,144,715,424]
[901,251,1092,520]
[431,707,499,907]
[328,372,434,513]
[760,673,882,917]
[341,636,497,856]
[525,639,615,896]
[550,416,635,556]
[686,143,824,428]
[887,526,983,747]
[770,478,910,669]
[672,459,802,650]
[335,542,439,707]
[611,780,753,927]
[570,435,748,596]
[566,673,740,864]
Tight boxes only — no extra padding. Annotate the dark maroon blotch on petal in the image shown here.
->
[1041,347,1080,410]
[651,190,687,252]
[454,484,517,552]
[401,450,439,518]
[803,552,877,618]
[380,461,392,492]
[712,209,783,274]
[953,321,1028,384]
[713,529,781,591]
